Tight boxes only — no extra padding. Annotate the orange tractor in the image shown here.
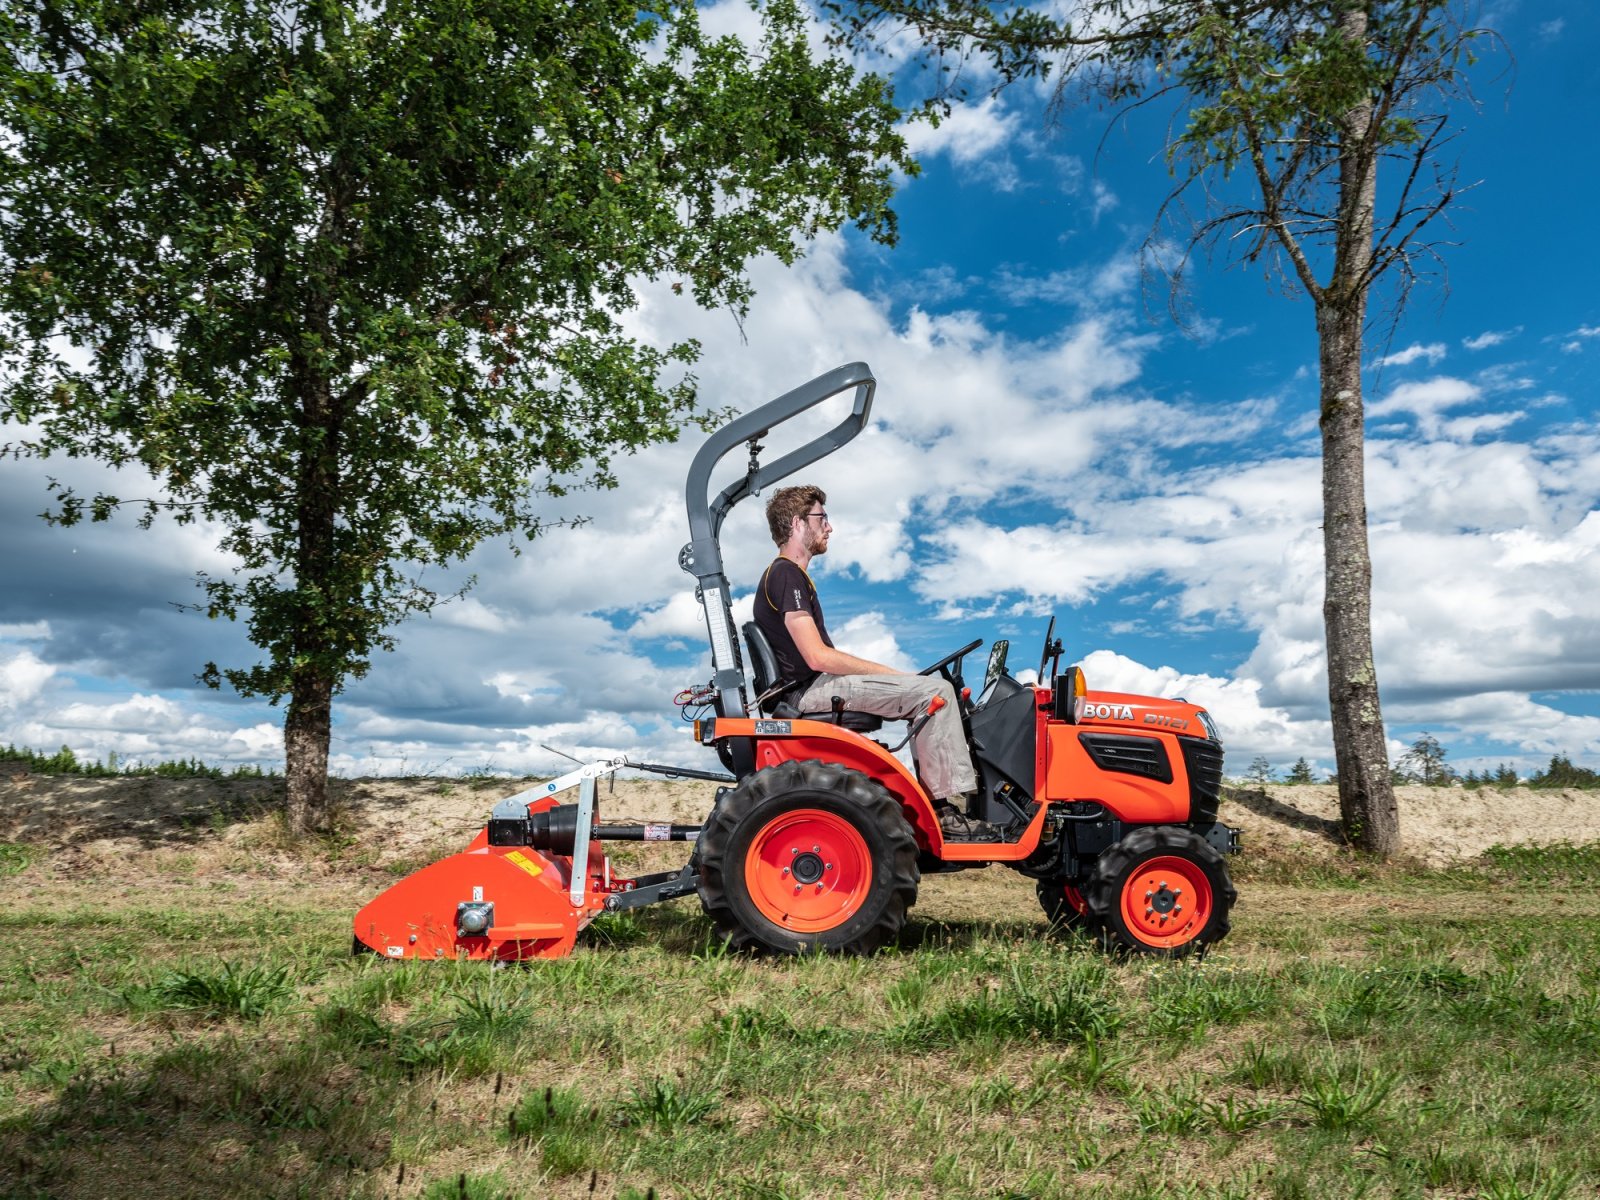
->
[354,363,1239,962]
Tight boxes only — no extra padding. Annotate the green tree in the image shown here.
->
[1395,730,1453,786]
[1286,756,1315,784]
[831,1,1494,857]
[0,0,913,832]
[1529,754,1600,790]
[1243,755,1275,785]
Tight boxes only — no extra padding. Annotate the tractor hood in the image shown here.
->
[1077,690,1219,741]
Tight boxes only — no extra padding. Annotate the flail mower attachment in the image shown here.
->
[352,759,706,963]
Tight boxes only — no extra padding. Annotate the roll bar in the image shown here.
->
[680,362,876,721]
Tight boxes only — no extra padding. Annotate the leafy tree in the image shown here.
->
[1243,755,1275,785]
[830,0,1496,857]
[1529,754,1600,790]
[1395,730,1453,786]
[1286,757,1316,785]
[0,0,913,832]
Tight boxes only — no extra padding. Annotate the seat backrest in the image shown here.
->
[741,621,781,703]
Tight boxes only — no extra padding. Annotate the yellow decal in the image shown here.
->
[505,850,544,878]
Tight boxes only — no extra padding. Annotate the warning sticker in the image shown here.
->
[505,850,544,878]
[643,823,671,842]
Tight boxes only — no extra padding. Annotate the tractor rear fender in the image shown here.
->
[708,717,1050,861]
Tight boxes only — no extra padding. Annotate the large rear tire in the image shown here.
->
[696,760,919,955]
[1085,826,1235,958]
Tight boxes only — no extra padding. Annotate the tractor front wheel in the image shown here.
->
[1085,826,1235,958]
[696,760,919,955]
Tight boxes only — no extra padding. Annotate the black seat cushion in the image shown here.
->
[742,622,882,733]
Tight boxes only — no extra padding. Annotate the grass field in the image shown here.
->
[2,791,1598,1199]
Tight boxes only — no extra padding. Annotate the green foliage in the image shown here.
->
[0,742,274,778]
[895,959,1121,1046]
[0,843,39,877]
[1528,754,1600,789]
[0,0,913,819]
[1285,756,1315,785]
[1243,756,1275,785]
[1395,731,1455,786]
[506,1084,598,1176]
[148,961,298,1020]
[618,1075,721,1130]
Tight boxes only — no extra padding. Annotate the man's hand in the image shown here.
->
[784,610,904,676]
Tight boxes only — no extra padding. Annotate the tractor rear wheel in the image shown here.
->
[1084,826,1235,958]
[1036,877,1090,931]
[696,759,919,955]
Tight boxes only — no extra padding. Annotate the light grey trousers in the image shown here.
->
[793,673,978,801]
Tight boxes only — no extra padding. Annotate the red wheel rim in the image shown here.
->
[743,808,871,933]
[1120,855,1212,948]
[1061,883,1088,916]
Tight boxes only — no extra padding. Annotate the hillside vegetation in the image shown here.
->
[2,772,1598,1199]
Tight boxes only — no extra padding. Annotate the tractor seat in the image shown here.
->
[741,622,883,734]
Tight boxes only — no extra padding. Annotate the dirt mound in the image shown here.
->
[1,770,1596,868]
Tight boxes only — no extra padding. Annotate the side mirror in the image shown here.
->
[983,640,1010,693]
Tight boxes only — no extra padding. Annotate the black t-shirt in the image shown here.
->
[753,557,834,690]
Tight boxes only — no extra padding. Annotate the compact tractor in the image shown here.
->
[354,364,1239,962]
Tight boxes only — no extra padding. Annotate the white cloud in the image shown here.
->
[901,96,1021,169]
[0,646,55,711]
[1462,328,1518,351]
[1377,342,1448,368]
[1367,376,1482,437]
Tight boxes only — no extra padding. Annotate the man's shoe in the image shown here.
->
[937,802,1002,843]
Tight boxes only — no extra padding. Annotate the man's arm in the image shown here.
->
[785,610,905,677]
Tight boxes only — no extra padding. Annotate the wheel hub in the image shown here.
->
[791,851,826,884]
[1147,882,1180,916]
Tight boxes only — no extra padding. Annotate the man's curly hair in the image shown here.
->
[765,484,826,547]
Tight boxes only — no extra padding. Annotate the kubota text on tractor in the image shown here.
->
[354,363,1239,962]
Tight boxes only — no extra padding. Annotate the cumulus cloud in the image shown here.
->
[1463,328,1519,351]
[1377,342,1448,368]
[1367,376,1483,438]
[4,222,1596,782]
[900,96,1022,177]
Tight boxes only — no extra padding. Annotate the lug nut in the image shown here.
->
[793,885,801,895]
[825,862,833,871]
[815,884,823,894]
[782,867,790,877]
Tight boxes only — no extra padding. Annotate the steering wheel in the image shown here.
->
[918,638,984,677]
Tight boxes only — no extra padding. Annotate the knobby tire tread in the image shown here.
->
[1084,825,1236,959]
[696,759,919,955]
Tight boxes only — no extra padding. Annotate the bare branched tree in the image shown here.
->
[831,0,1500,856]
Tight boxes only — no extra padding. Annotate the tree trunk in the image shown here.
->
[285,667,334,835]
[283,351,341,836]
[1317,301,1398,856]
[1317,0,1398,857]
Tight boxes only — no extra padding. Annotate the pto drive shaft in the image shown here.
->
[489,803,700,855]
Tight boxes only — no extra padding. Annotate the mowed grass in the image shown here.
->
[2,837,1598,1199]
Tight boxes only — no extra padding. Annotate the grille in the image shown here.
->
[1078,733,1173,784]
[1180,736,1225,822]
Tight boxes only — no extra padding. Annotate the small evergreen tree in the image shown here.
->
[1244,756,1275,785]
[1396,732,1455,786]
[1286,757,1315,785]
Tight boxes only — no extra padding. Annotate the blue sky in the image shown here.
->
[2,2,1596,782]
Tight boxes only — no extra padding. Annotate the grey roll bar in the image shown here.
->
[680,362,876,721]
